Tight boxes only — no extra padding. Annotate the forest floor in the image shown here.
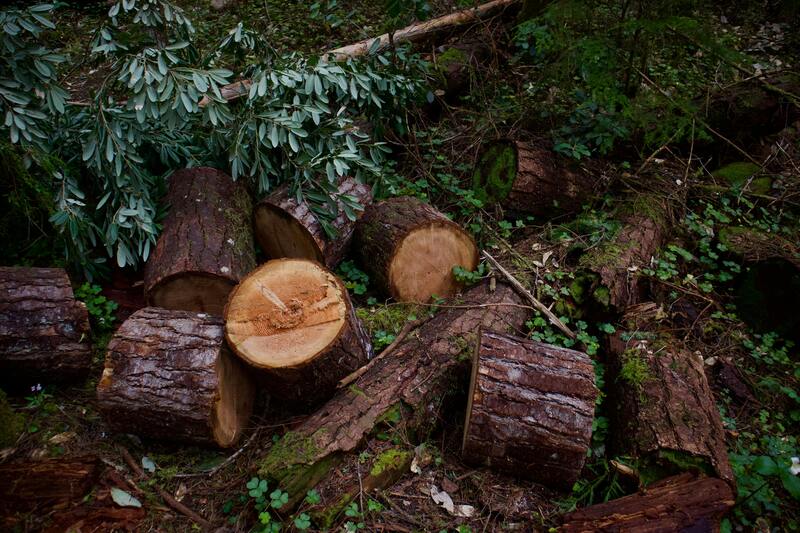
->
[2,0,800,532]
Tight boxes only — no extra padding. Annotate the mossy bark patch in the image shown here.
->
[0,390,23,448]
[713,162,772,194]
[472,141,517,204]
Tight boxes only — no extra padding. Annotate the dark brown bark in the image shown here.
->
[561,473,735,532]
[608,306,734,485]
[0,267,91,384]
[354,196,478,302]
[719,226,800,269]
[96,307,255,448]
[0,455,101,510]
[254,177,373,269]
[432,41,490,98]
[462,330,597,490]
[143,167,256,315]
[255,281,530,508]
[473,140,601,216]
[224,259,372,407]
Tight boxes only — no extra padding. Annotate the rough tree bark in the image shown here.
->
[608,305,734,485]
[253,177,373,269]
[96,307,255,448]
[461,330,597,490]
[0,455,101,510]
[472,140,600,216]
[561,472,735,532]
[354,196,479,302]
[432,41,490,98]
[0,267,91,384]
[143,167,255,315]
[254,281,530,509]
[224,259,372,407]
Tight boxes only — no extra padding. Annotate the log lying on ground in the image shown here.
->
[607,305,734,485]
[355,196,479,302]
[461,330,597,490]
[719,226,800,269]
[561,472,735,532]
[224,259,372,407]
[254,177,373,269]
[0,267,91,384]
[144,167,255,315]
[0,455,101,511]
[472,140,600,216]
[97,307,255,447]
[254,281,529,509]
[432,40,491,98]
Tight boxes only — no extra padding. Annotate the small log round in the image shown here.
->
[472,140,597,215]
[224,259,372,406]
[254,177,373,269]
[144,167,255,315]
[0,267,91,384]
[354,196,478,302]
[462,330,597,490]
[96,307,255,448]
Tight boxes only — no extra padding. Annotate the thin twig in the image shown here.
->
[482,251,575,339]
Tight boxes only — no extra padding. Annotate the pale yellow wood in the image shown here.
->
[211,348,255,447]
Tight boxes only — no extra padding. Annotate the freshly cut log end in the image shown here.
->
[462,330,597,490]
[254,177,373,269]
[561,473,735,532]
[472,140,596,216]
[96,307,254,448]
[355,196,479,303]
[0,267,91,384]
[144,167,256,315]
[224,259,371,406]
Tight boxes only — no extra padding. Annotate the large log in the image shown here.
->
[224,258,372,407]
[354,196,479,302]
[143,167,255,315]
[254,281,529,509]
[254,177,373,269]
[607,305,734,485]
[96,307,255,447]
[472,140,599,216]
[561,473,735,532]
[0,267,91,384]
[0,455,101,511]
[461,330,597,490]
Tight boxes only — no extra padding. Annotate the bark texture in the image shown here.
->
[144,167,255,315]
[97,307,255,447]
[561,473,735,532]
[608,306,734,485]
[473,140,599,216]
[354,196,478,302]
[0,267,91,383]
[254,177,373,269]
[256,281,529,508]
[462,330,597,490]
[0,455,101,509]
[224,259,372,407]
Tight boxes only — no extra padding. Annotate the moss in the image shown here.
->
[369,448,412,478]
[472,142,517,204]
[0,390,24,448]
[348,384,366,398]
[436,47,468,70]
[375,403,404,427]
[713,162,771,194]
[356,303,422,339]
[619,348,652,396]
[638,449,715,486]
[312,493,354,529]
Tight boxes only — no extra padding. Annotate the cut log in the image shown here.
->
[607,306,734,485]
[561,473,735,532]
[96,307,255,447]
[224,259,372,406]
[143,167,255,315]
[432,41,491,98]
[472,140,599,216]
[254,177,373,269]
[461,330,597,490]
[254,281,529,509]
[354,196,479,302]
[0,267,91,384]
[0,455,101,510]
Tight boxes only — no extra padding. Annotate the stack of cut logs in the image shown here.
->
[0,147,735,529]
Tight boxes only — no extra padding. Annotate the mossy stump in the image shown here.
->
[472,139,598,216]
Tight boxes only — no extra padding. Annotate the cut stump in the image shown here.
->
[254,177,373,269]
[0,267,91,384]
[561,472,735,532]
[224,259,372,406]
[354,196,478,302]
[472,140,598,216]
[144,167,255,315]
[96,307,254,447]
[462,330,597,490]
[608,306,734,485]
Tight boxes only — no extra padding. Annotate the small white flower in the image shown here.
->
[220,266,230,274]
[791,457,800,476]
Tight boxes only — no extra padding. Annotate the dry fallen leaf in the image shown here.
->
[430,485,475,518]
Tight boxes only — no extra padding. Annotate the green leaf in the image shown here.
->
[781,471,800,500]
[753,456,779,476]
[110,488,142,508]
